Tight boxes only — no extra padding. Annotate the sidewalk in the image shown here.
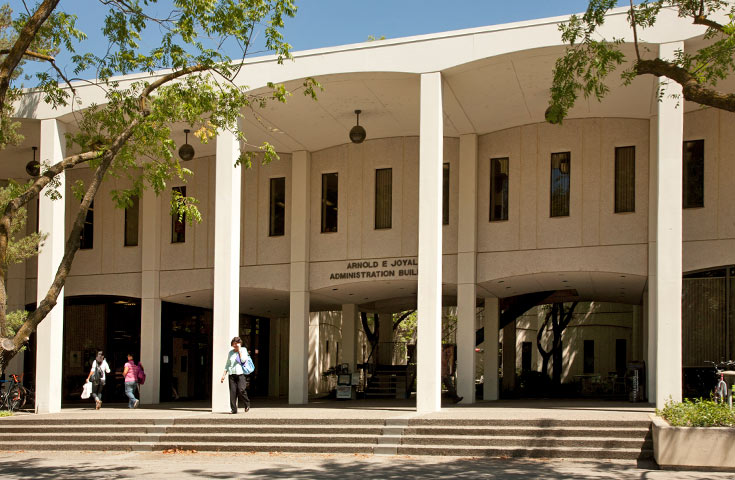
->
[0,451,726,479]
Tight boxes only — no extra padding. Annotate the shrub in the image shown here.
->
[657,398,735,427]
[0,410,13,417]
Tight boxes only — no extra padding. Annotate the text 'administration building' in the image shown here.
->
[6,7,735,413]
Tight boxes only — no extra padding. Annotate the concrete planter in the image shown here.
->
[651,413,735,471]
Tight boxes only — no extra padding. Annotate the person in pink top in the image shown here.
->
[122,353,142,408]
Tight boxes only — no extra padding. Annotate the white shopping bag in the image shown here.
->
[81,381,92,399]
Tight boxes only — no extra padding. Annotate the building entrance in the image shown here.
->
[160,302,213,402]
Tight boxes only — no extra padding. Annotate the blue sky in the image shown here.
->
[12,1,603,80]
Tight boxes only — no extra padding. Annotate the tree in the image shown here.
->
[547,0,735,124]
[536,302,578,387]
[0,0,319,373]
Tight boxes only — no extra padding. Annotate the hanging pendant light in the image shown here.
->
[349,109,366,144]
[25,146,39,176]
[178,129,195,161]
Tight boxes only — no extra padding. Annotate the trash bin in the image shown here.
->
[626,361,646,402]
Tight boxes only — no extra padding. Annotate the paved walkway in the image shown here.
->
[0,451,728,479]
[5,398,655,421]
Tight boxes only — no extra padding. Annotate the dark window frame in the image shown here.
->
[171,186,186,244]
[124,195,139,247]
[269,177,286,237]
[550,152,571,218]
[442,163,450,225]
[374,168,392,230]
[490,157,509,222]
[683,139,704,209]
[80,200,94,250]
[321,172,338,233]
[614,146,636,213]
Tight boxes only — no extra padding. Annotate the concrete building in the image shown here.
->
[4,6,735,413]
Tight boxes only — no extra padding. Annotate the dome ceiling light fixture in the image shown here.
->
[349,109,366,144]
[178,129,195,161]
[25,146,39,176]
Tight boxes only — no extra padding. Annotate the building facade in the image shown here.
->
[5,7,735,413]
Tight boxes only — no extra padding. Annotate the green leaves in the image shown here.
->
[548,1,735,123]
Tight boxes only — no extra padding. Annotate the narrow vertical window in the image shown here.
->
[124,196,139,247]
[583,340,594,374]
[442,163,450,225]
[490,157,509,221]
[80,200,94,250]
[321,173,338,233]
[171,186,186,243]
[614,146,635,213]
[374,168,392,230]
[269,177,286,237]
[683,139,704,208]
[550,152,571,217]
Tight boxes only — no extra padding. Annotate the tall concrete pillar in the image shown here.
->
[289,150,311,404]
[649,41,685,408]
[140,189,162,404]
[35,119,65,414]
[483,297,499,400]
[211,129,241,413]
[502,319,516,394]
[417,72,443,413]
[456,133,478,404]
[341,304,358,372]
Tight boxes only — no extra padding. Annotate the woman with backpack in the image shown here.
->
[122,353,144,409]
[86,351,110,410]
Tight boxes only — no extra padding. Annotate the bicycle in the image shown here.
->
[0,374,25,411]
[706,361,735,407]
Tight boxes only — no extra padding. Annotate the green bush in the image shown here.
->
[0,410,13,417]
[657,398,735,427]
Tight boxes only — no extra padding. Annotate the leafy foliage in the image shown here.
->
[658,397,735,427]
[548,1,735,123]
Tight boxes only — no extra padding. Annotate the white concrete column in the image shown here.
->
[502,319,517,394]
[289,150,311,404]
[341,304,358,372]
[140,188,162,404]
[483,297,499,400]
[211,129,241,413]
[632,305,643,361]
[456,133,478,404]
[417,72,443,413]
[650,41,685,408]
[35,119,65,414]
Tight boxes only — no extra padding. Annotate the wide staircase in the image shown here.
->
[0,416,653,461]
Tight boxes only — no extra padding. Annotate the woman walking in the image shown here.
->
[122,353,142,408]
[86,351,110,410]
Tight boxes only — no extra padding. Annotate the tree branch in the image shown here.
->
[0,0,60,105]
[636,58,735,112]
[393,310,415,332]
[629,0,641,62]
[693,14,726,33]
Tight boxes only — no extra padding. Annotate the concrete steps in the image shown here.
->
[0,416,653,460]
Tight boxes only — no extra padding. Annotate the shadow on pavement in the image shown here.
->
[0,457,135,478]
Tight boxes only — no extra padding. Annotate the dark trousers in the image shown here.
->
[228,374,250,413]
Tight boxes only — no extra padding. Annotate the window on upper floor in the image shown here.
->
[171,186,186,243]
[442,163,450,225]
[375,168,392,230]
[321,173,338,233]
[124,195,139,247]
[269,177,286,237]
[550,152,571,217]
[490,157,509,222]
[79,200,94,250]
[614,146,635,213]
[683,139,704,209]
